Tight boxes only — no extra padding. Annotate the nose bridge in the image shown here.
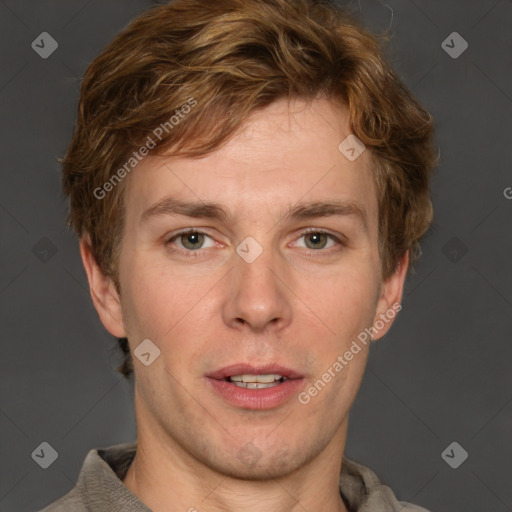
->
[222,235,292,332]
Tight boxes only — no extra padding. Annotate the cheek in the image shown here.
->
[120,254,219,352]
[119,256,177,338]
[310,262,380,338]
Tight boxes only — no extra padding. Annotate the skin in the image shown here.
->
[80,96,408,512]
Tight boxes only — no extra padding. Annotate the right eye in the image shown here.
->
[166,229,217,255]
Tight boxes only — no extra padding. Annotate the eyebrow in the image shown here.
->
[140,196,367,229]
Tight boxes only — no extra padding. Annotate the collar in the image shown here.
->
[68,442,426,512]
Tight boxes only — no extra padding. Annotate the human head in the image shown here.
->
[62,0,437,378]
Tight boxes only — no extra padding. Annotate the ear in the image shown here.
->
[370,251,409,341]
[79,234,126,338]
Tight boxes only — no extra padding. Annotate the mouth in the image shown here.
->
[225,374,289,389]
[205,364,305,409]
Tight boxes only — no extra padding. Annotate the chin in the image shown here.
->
[209,455,304,481]
[202,437,321,482]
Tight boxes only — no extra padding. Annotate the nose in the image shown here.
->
[221,241,292,333]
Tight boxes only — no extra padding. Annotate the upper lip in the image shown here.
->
[207,363,304,380]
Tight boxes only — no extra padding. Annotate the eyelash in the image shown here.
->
[165,228,345,258]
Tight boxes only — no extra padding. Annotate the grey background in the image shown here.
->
[1,0,511,511]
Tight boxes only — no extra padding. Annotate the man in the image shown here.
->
[40,0,437,510]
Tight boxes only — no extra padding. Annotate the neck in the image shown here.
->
[123,393,350,512]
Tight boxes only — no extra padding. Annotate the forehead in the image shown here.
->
[124,97,378,228]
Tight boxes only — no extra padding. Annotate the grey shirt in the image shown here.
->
[39,442,430,512]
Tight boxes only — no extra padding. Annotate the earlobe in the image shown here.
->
[371,251,409,341]
[79,235,127,338]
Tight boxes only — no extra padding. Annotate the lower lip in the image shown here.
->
[205,377,306,410]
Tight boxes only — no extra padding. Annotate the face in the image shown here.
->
[83,97,407,480]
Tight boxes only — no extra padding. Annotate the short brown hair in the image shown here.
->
[62,0,438,378]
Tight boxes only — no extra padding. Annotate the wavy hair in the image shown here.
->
[62,0,438,378]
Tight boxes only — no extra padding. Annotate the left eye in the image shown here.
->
[294,231,339,250]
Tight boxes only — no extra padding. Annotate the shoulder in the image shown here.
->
[341,457,432,512]
[37,442,145,512]
[37,487,88,511]
[397,502,431,512]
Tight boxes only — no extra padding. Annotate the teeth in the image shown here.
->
[232,381,282,389]
[229,374,285,383]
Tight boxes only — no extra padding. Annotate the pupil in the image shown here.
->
[183,232,203,249]
[307,233,326,249]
